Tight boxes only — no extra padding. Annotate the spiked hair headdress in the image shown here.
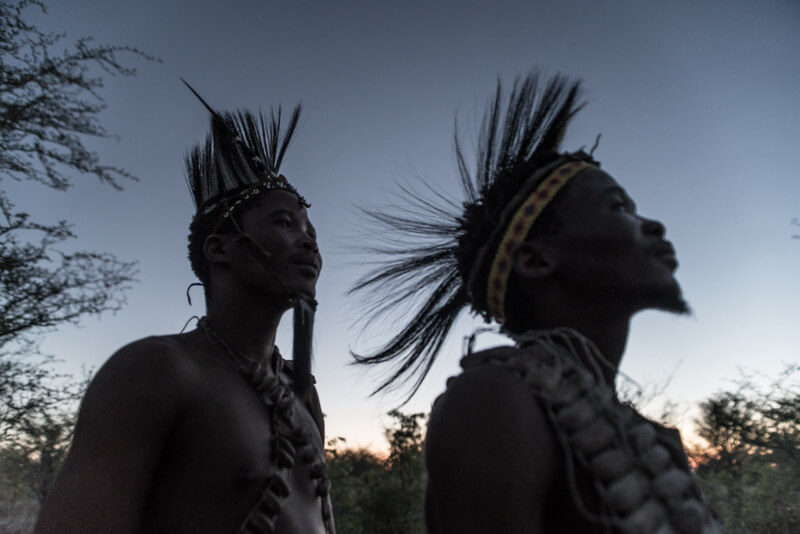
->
[351,72,598,399]
[183,80,306,219]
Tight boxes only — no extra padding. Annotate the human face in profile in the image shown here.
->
[233,190,322,303]
[544,167,687,315]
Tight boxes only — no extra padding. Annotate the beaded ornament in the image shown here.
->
[198,319,335,534]
[484,160,595,323]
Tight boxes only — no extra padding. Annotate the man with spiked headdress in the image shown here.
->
[35,87,334,534]
[352,72,723,533]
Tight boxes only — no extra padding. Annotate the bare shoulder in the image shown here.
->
[86,333,202,402]
[100,333,198,374]
[69,333,207,450]
[67,332,217,464]
[428,355,558,469]
[425,347,560,533]
[34,333,207,534]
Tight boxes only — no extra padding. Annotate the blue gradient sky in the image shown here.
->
[14,0,800,451]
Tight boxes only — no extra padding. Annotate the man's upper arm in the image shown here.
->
[425,364,559,534]
[34,337,187,534]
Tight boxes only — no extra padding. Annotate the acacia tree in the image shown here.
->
[0,0,157,190]
[0,192,135,442]
[694,365,799,471]
[0,0,155,509]
[692,365,800,533]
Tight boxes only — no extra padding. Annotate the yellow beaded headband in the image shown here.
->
[486,160,595,323]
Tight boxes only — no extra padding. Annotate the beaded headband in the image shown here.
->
[206,178,309,234]
[486,160,595,323]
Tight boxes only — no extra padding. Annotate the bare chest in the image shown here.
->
[141,374,326,533]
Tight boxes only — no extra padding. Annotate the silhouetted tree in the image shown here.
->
[693,365,800,533]
[694,365,799,472]
[0,2,155,525]
[325,442,384,534]
[327,411,427,534]
[0,0,157,190]
[0,0,154,436]
[0,193,135,440]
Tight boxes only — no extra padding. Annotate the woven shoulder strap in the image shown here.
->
[456,332,724,534]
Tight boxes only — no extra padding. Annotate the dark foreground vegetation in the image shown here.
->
[3,367,797,533]
[326,367,800,534]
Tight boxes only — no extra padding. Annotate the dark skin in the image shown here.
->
[34,191,326,534]
[425,168,688,533]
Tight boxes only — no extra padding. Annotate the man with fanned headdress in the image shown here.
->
[35,89,334,534]
[352,72,724,533]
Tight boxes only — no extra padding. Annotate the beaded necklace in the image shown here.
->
[198,318,335,534]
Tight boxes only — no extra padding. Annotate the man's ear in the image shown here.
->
[512,241,556,280]
[203,233,230,266]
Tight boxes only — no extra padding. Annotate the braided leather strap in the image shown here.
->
[460,330,724,534]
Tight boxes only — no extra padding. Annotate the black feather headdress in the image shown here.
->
[182,80,306,217]
[351,72,595,400]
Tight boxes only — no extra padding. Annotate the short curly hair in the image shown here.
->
[186,194,240,287]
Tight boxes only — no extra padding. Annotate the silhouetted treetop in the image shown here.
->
[0,0,159,190]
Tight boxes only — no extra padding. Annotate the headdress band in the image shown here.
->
[486,160,594,323]
[204,177,309,232]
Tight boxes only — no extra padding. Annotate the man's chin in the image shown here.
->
[650,283,691,315]
[658,296,691,315]
[291,283,317,302]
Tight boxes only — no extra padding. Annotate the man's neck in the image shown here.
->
[560,316,630,385]
[203,289,285,364]
[515,307,631,386]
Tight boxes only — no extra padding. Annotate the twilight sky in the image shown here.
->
[14,0,800,451]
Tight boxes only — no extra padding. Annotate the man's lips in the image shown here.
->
[652,241,678,270]
[292,256,321,274]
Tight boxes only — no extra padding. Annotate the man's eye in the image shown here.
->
[275,217,292,227]
[611,200,628,212]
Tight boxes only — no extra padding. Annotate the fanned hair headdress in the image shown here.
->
[183,81,316,398]
[351,72,598,399]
